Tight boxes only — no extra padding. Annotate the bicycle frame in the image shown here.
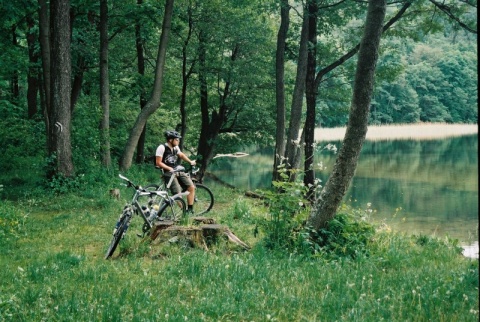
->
[148,165,214,216]
[119,174,188,230]
[105,174,189,259]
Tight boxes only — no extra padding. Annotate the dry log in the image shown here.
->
[244,191,265,199]
[224,228,250,250]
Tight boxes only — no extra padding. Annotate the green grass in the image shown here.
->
[0,180,478,321]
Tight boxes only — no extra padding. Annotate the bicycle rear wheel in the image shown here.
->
[105,209,131,259]
[193,184,214,216]
[157,196,186,222]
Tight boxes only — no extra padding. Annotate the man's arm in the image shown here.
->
[178,152,196,166]
[155,156,174,172]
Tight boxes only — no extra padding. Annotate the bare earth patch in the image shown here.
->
[315,123,478,142]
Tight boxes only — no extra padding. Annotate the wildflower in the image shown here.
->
[317,161,325,170]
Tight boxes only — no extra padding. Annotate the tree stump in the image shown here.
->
[149,221,175,240]
[201,224,225,245]
[192,216,217,225]
[149,221,250,250]
[166,226,205,249]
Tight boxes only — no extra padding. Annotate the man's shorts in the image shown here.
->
[163,172,194,195]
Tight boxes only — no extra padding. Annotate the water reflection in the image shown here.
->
[208,135,478,245]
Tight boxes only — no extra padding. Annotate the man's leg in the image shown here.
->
[178,173,196,212]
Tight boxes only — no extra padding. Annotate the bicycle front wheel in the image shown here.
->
[105,209,131,259]
[193,184,214,216]
[157,196,186,222]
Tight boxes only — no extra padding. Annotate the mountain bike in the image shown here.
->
[105,171,189,259]
[145,165,214,216]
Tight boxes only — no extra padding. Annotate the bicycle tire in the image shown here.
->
[157,196,186,222]
[105,210,131,259]
[193,183,214,216]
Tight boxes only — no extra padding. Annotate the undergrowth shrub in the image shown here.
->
[257,171,311,252]
[259,172,376,258]
[313,204,376,259]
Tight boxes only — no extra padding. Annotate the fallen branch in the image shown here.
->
[213,152,249,159]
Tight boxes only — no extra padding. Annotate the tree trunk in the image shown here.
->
[26,15,39,118]
[50,0,74,177]
[195,32,237,181]
[135,0,147,164]
[301,1,413,189]
[38,0,52,151]
[272,0,289,183]
[196,29,211,178]
[284,9,309,181]
[307,0,387,230]
[178,5,195,150]
[304,0,318,199]
[70,55,85,112]
[119,0,174,171]
[100,0,111,168]
[10,25,19,101]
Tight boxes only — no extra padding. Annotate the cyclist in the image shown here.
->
[155,130,196,214]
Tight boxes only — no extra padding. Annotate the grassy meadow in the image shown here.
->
[0,166,478,322]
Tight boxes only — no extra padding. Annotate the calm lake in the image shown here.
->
[206,131,478,255]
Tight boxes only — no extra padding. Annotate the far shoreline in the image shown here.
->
[315,123,478,142]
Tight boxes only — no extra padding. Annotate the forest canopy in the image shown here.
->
[0,0,477,180]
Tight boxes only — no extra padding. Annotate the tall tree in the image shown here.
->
[49,0,74,177]
[38,0,52,151]
[301,1,412,189]
[304,0,318,198]
[187,0,276,180]
[177,2,196,149]
[10,24,20,101]
[283,8,309,181]
[134,0,148,164]
[272,0,290,182]
[307,0,387,230]
[119,0,174,171]
[26,14,40,118]
[100,0,111,168]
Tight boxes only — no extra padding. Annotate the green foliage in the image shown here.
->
[370,35,477,125]
[45,174,87,195]
[314,203,376,259]
[230,197,253,221]
[257,171,310,252]
[0,181,478,321]
[258,170,376,259]
[0,201,28,247]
